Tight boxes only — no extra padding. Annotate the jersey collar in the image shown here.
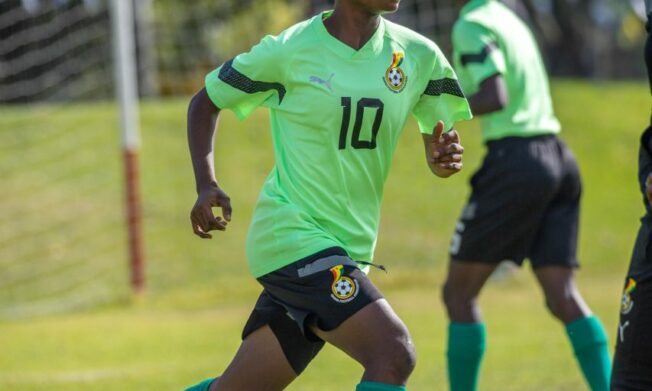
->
[313,11,385,60]
[460,0,491,16]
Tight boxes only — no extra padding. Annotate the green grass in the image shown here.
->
[0,80,649,390]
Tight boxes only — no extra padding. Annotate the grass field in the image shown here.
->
[0,80,650,390]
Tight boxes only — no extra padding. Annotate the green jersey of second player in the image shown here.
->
[452,0,560,143]
[205,12,472,277]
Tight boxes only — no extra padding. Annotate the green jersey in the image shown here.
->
[452,0,560,143]
[206,12,472,277]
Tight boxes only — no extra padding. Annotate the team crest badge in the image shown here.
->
[621,278,637,315]
[329,264,358,303]
[384,52,407,93]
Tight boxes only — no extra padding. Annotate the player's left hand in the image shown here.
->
[645,172,652,206]
[428,120,463,178]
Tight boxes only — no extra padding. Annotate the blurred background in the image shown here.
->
[1,0,648,103]
[0,0,650,390]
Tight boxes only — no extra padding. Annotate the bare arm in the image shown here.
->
[188,88,219,190]
[422,121,464,178]
[188,88,232,239]
[467,74,508,116]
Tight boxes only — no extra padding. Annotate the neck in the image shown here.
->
[324,3,381,50]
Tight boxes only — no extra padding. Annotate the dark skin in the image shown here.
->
[188,89,230,239]
[443,0,591,335]
[188,1,466,389]
[467,73,509,115]
[323,0,400,50]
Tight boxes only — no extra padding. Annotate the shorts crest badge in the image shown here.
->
[329,264,358,303]
[621,278,637,315]
[384,52,407,93]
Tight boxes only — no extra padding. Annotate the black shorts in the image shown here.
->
[612,278,652,390]
[450,135,581,268]
[241,247,383,375]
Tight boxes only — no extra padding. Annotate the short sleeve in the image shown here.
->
[452,21,505,90]
[205,34,286,120]
[411,46,473,134]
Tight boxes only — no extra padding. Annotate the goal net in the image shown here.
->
[0,0,128,317]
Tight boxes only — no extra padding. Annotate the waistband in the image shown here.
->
[486,134,558,149]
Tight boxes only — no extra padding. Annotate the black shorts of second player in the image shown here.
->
[241,247,383,375]
[612,276,652,391]
[450,134,581,268]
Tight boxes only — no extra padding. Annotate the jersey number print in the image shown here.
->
[338,97,385,150]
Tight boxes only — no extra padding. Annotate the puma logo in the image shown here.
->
[619,321,630,343]
[309,73,334,92]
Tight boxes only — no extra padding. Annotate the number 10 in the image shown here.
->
[338,97,385,150]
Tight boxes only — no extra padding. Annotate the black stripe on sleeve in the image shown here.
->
[423,78,465,98]
[460,41,499,66]
[218,59,286,104]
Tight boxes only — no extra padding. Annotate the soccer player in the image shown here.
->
[442,1,611,390]
[184,0,472,390]
[611,3,652,390]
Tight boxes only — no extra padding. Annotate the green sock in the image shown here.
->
[184,378,215,391]
[447,323,486,391]
[356,381,406,391]
[566,315,611,391]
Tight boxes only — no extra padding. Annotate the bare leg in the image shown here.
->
[534,266,610,391]
[442,260,497,323]
[311,299,416,385]
[211,325,297,391]
[533,266,590,323]
[442,260,498,391]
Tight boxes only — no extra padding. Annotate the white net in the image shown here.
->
[0,0,307,318]
[0,0,128,318]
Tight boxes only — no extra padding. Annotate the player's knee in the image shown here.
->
[544,295,583,323]
[442,282,475,317]
[544,297,562,320]
[365,329,416,381]
[382,335,417,380]
[397,334,417,378]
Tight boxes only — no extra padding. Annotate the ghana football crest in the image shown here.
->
[384,51,407,93]
[621,278,637,315]
[329,264,358,303]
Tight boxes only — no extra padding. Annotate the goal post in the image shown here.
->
[110,0,144,294]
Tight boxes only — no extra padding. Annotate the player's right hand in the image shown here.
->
[646,173,652,207]
[190,184,232,239]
